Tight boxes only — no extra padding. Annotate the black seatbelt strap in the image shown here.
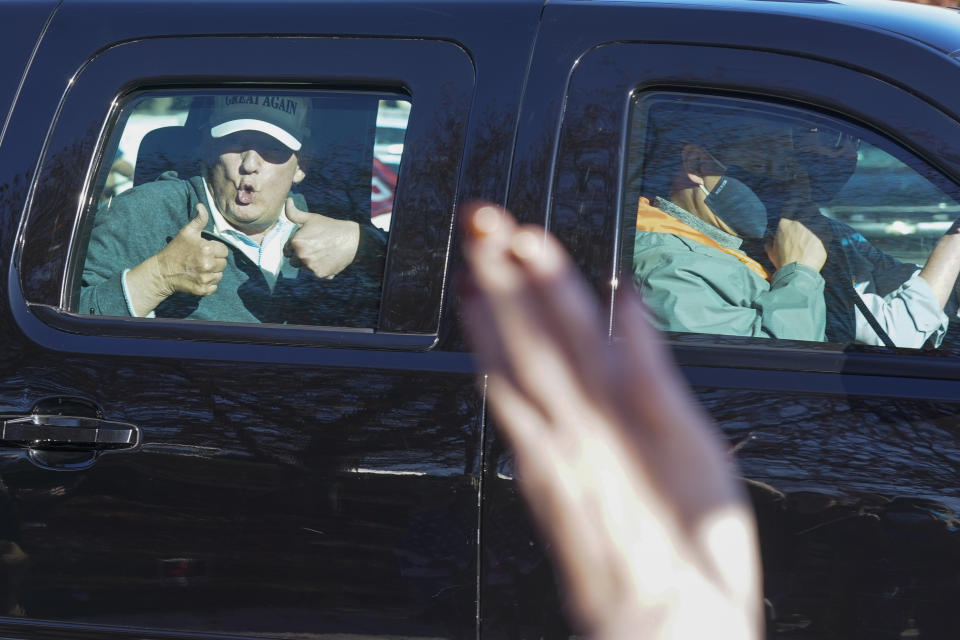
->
[849,287,896,349]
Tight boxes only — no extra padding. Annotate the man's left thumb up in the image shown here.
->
[284,197,311,225]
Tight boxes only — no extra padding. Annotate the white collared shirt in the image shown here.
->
[853,270,949,348]
[201,178,296,289]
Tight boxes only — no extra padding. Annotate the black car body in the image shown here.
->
[2,0,960,638]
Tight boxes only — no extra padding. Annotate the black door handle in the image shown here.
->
[0,415,140,452]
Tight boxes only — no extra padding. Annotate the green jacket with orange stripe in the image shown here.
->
[632,197,825,341]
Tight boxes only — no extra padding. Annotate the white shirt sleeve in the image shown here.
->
[121,268,156,319]
[854,269,947,348]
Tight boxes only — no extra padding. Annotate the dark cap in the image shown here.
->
[209,94,310,151]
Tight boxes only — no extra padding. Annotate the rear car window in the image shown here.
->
[72,89,410,328]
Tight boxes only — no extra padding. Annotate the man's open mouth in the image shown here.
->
[237,184,255,205]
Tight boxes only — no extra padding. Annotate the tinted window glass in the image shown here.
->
[75,89,410,328]
[624,93,960,350]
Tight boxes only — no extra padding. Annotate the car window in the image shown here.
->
[74,88,410,329]
[623,92,960,350]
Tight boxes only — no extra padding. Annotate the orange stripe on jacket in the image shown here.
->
[636,197,770,281]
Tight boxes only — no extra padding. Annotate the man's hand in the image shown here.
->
[126,203,227,316]
[283,198,360,279]
[766,217,827,272]
[459,202,762,640]
[154,203,228,296]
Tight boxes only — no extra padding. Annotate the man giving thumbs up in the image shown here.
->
[80,94,386,325]
[121,203,227,317]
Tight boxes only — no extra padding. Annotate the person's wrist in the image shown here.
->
[338,219,361,261]
[342,218,360,241]
[146,253,176,299]
[773,255,801,271]
[794,254,825,272]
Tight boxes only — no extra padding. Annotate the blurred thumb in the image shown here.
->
[284,197,311,225]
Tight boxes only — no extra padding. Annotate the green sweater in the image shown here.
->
[80,173,385,327]
[633,198,825,341]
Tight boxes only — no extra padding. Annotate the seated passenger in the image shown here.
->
[745,127,960,348]
[80,94,386,326]
[632,116,828,341]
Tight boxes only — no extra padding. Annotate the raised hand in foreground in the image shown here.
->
[458,202,763,640]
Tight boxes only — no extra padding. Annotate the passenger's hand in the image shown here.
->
[459,202,762,640]
[283,198,360,279]
[766,217,827,272]
[124,203,227,316]
[153,203,228,297]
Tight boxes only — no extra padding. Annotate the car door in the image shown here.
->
[0,2,497,639]
[486,2,960,638]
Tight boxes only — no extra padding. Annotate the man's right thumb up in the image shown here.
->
[185,202,209,232]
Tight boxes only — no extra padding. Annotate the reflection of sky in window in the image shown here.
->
[374,99,411,171]
[831,142,956,210]
[822,141,959,264]
[108,93,412,233]
[114,101,189,194]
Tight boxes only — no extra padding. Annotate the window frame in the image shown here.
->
[17,35,474,349]
[624,91,960,271]
[545,41,960,380]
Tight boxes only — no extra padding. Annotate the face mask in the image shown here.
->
[699,171,769,239]
[720,165,800,237]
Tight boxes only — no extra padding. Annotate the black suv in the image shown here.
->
[3,0,960,638]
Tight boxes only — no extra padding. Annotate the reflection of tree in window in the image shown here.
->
[79,91,390,328]
[628,94,960,350]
